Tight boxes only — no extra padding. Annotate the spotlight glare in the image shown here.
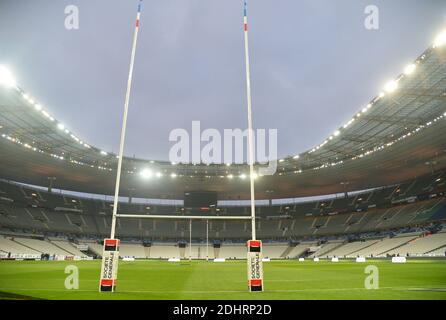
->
[433,30,446,48]
[140,169,153,179]
[0,66,16,88]
[384,80,398,93]
[404,64,416,75]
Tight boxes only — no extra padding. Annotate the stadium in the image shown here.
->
[1,1,446,301]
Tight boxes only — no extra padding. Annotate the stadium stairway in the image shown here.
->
[289,243,316,258]
[346,240,380,257]
[377,236,421,256]
[11,238,42,254]
[313,241,346,258]
[425,243,446,255]
[279,245,295,258]
[144,246,150,258]
[430,204,446,221]
[391,231,446,256]
[24,208,49,229]
[0,236,38,255]
[49,240,78,256]
[90,242,104,256]
[91,215,101,235]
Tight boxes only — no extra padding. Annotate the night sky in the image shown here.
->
[0,0,445,161]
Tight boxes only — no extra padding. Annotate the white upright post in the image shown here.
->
[99,0,142,293]
[243,0,256,242]
[189,219,192,261]
[206,219,209,261]
[243,0,263,292]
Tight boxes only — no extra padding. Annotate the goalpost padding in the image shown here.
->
[99,239,120,292]
[247,240,263,292]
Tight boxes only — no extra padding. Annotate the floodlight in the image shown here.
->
[384,80,398,93]
[404,64,416,75]
[433,30,446,48]
[0,66,16,88]
[140,168,153,179]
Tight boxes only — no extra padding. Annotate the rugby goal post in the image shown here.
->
[242,0,264,293]
[99,214,260,292]
[99,0,141,293]
[100,0,263,293]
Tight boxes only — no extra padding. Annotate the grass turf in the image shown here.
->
[0,259,445,300]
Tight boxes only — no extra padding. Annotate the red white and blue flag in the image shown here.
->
[243,1,248,31]
[136,1,142,28]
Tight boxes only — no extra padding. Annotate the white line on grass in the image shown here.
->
[3,285,446,294]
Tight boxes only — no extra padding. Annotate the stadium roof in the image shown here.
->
[1,33,446,200]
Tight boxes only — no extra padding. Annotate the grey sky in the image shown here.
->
[0,0,445,161]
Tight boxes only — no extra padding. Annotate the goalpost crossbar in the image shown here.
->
[115,214,252,220]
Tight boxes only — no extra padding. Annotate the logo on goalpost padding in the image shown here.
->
[247,240,263,292]
[99,239,120,292]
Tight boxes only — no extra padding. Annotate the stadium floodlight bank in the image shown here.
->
[100,0,263,293]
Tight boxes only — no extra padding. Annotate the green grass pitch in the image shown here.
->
[0,259,445,300]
